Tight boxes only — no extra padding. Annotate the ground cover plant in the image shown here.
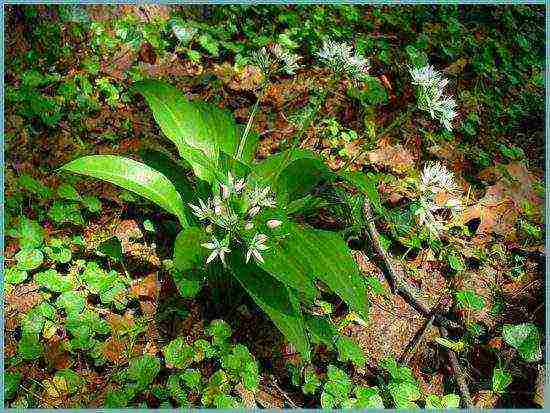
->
[3,4,545,409]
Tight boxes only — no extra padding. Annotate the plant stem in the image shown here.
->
[236,83,267,161]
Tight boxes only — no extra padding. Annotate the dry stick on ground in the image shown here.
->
[439,327,474,408]
[363,199,473,407]
[362,199,462,332]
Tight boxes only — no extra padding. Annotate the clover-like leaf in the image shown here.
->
[163,337,195,369]
[127,354,161,390]
[16,248,44,271]
[502,323,542,362]
[5,267,28,284]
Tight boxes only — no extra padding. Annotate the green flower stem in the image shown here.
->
[236,82,268,160]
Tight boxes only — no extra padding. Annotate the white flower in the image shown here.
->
[420,162,458,194]
[220,172,246,199]
[248,205,261,217]
[316,39,369,81]
[189,198,212,220]
[409,64,458,131]
[212,195,223,215]
[266,219,282,229]
[269,44,301,75]
[250,44,301,76]
[244,221,254,230]
[246,185,276,209]
[246,233,269,264]
[215,207,239,230]
[202,236,231,266]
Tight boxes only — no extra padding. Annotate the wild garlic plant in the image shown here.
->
[316,39,370,84]
[409,64,458,131]
[61,70,369,360]
[414,162,462,236]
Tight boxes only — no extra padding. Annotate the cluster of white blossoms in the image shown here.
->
[409,65,458,131]
[189,173,282,266]
[316,39,369,81]
[250,44,302,76]
[414,162,462,236]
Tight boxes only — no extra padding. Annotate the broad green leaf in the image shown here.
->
[205,320,232,347]
[492,368,513,394]
[336,336,366,368]
[448,253,465,271]
[230,252,310,360]
[44,238,72,263]
[304,314,338,348]
[133,80,246,181]
[61,155,188,226]
[55,369,83,395]
[321,365,352,408]
[16,248,43,271]
[426,393,460,408]
[263,223,368,318]
[455,290,485,311]
[127,354,161,390]
[252,149,332,205]
[18,173,53,199]
[389,381,421,408]
[502,323,542,362]
[48,201,84,225]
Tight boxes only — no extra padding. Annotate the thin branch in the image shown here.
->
[362,199,463,332]
[439,327,474,408]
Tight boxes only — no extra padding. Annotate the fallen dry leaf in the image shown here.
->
[458,162,543,243]
[366,142,415,173]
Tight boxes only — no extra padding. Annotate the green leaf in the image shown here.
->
[127,354,161,390]
[4,371,22,400]
[502,323,542,362]
[16,248,44,271]
[82,195,102,212]
[455,290,485,311]
[133,80,245,181]
[163,337,195,370]
[34,269,73,292]
[18,332,43,360]
[96,236,123,263]
[426,393,460,408]
[44,238,72,263]
[339,171,383,213]
[180,369,202,393]
[263,223,368,318]
[492,368,513,394]
[229,252,310,360]
[355,386,384,408]
[18,173,53,199]
[304,314,338,348]
[336,336,366,368]
[172,227,210,297]
[205,320,232,347]
[321,365,352,408]
[48,201,84,225]
[16,217,45,249]
[5,267,28,284]
[252,149,332,205]
[56,291,86,317]
[302,367,321,395]
[58,183,82,201]
[389,381,421,408]
[55,369,83,395]
[143,219,155,233]
[61,155,188,227]
[448,253,465,271]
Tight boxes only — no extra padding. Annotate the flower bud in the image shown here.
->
[266,219,282,229]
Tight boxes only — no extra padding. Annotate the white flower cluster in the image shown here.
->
[409,65,458,131]
[414,162,462,236]
[316,39,369,81]
[249,44,302,76]
[189,173,282,266]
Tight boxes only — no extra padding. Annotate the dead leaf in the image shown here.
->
[102,336,127,365]
[458,162,543,243]
[366,142,415,173]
